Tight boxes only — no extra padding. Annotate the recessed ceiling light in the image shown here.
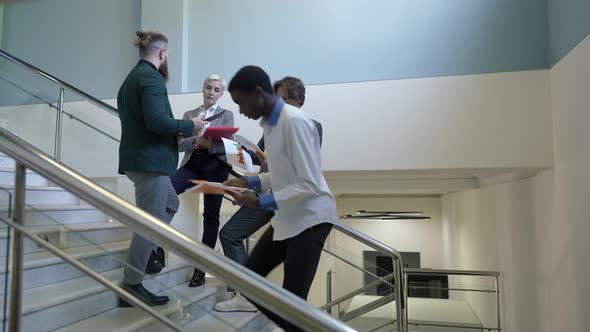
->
[341,210,431,220]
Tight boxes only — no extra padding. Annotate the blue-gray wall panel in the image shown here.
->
[1,0,140,99]
[548,0,590,66]
[187,0,549,91]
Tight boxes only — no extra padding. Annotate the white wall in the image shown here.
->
[0,69,554,174]
[441,34,590,332]
[442,174,549,331]
[543,33,590,332]
[169,70,554,172]
[308,70,553,171]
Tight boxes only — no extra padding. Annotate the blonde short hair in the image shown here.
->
[203,74,226,91]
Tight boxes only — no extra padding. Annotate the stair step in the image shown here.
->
[1,255,197,332]
[0,221,131,255]
[0,155,15,168]
[184,310,270,332]
[0,240,130,292]
[0,239,130,272]
[0,220,127,238]
[0,185,80,205]
[0,167,48,186]
[0,204,109,226]
[55,281,218,332]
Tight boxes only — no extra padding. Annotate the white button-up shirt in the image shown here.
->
[196,104,218,131]
[248,99,337,241]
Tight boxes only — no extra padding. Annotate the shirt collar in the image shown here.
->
[138,59,157,71]
[267,97,285,127]
[200,104,218,113]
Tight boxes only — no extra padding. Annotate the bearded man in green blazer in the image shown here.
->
[116,30,206,307]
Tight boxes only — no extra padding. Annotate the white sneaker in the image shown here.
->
[271,327,285,332]
[214,291,258,312]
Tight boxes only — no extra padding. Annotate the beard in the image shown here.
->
[159,59,169,82]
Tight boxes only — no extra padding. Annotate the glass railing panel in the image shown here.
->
[0,68,59,157]
[323,232,398,301]
[406,274,499,331]
[0,56,122,175]
[60,102,120,179]
[318,233,399,332]
[62,90,120,143]
[0,186,12,331]
[0,54,62,109]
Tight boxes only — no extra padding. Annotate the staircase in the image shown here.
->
[0,153,269,331]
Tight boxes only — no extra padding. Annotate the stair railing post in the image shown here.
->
[496,275,502,331]
[326,270,333,315]
[54,88,65,162]
[394,259,407,332]
[9,163,26,332]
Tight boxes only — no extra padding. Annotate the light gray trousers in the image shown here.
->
[123,172,179,285]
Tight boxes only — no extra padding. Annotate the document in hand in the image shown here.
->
[201,126,239,141]
[233,134,265,156]
[222,137,254,172]
[187,180,248,195]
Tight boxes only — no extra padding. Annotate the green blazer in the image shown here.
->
[117,60,194,176]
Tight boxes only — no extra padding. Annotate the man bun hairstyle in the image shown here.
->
[273,76,306,107]
[228,66,273,94]
[134,30,168,58]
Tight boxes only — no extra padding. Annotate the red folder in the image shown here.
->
[201,126,239,141]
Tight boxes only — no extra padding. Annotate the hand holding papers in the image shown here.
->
[195,135,213,149]
[187,180,248,195]
[188,180,261,208]
[222,137,254,172]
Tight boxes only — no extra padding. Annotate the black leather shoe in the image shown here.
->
[117,283,170,307]
[145,251,163,275]
[188,268,205,288]
[145,247,166,274]
[157,247,166,268]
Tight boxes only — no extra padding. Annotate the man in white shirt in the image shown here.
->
[224,66,337,332]
[215,76,323,313]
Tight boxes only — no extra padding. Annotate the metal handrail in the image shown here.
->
[0,49,118,115]
[0,215,183,331]
[0,128,354,332]
[404,268,500,277]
